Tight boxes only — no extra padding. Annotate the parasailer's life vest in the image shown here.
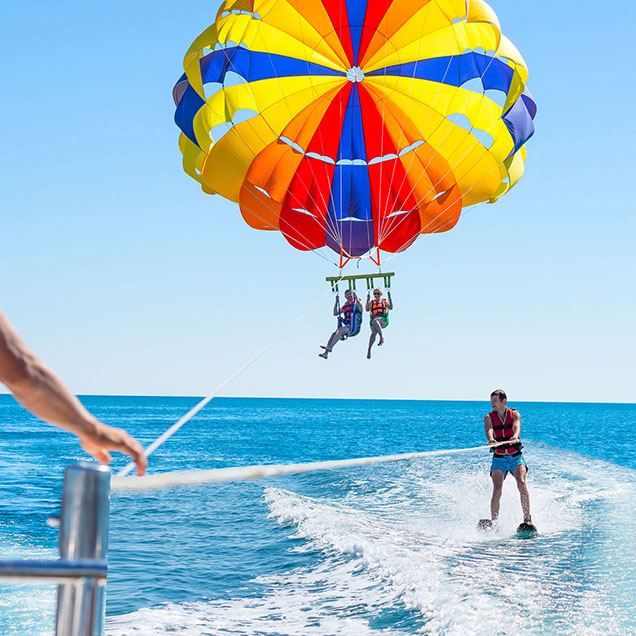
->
[489,408,523,457]
[369,299,389,325]
[339,300,362,337]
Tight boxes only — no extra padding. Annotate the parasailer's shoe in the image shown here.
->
[320,346,332,352]
[378,338,385,347]
[367,349,372,359]
[318,352,329,359]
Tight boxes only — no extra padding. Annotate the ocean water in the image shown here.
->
[1,395,635,635]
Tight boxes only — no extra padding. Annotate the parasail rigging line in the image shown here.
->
[116,273,346,477]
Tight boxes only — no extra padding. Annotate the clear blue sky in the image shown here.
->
[1,1,634,402]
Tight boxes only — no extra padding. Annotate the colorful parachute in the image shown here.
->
[173,0,536,264]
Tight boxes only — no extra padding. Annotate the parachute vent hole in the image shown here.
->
[460,77,484,95]
[385,209,411,219]
[232,108,259,125]
[223,71,248,87]
[368,153,398,165]
[221,9,261,20]
[306,151,335,165]
[452,17,465,25]
[336,158,368,166]
[431,190,449,202]
[446,112,472,131]
[279,136,305,155]
[291,208,318,218]
[472,129,494,149]
[210,121,233,142]
[254,186,272,199]
[203,82,223,100]
[484,88,507,108]
[398,140,425,156]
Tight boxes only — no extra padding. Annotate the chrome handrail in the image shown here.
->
[0,558,106,583]
[0,462,111,636]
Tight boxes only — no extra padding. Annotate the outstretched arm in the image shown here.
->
[387,291,393,310]
[332,295,341,316]
[0,309,147,475]
[366,293,371,312]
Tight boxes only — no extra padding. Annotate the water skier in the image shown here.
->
[483,389,533,531]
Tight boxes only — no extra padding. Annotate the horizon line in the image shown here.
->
[2,392,633,406]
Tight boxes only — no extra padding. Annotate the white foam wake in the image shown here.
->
[106,445,636,635]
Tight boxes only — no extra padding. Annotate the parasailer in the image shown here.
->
[366,288,392,359]
[318,289,363,359]
[173,0,536,268]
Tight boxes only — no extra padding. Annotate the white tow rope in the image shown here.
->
[112,441,514,492]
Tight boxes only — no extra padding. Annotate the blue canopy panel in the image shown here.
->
[345,0,369,66]
[366,52,514,93]
[173,48,343,146]
[503,88,537,156]
[326,85,374,256]
[173,78,206,146]
[199,47,344,84]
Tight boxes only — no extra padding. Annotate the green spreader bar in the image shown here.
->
[326,273,395,293]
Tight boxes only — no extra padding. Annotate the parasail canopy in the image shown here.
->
[173,0,536,265]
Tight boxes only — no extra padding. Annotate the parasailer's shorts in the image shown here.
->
[490,454,527,477]
[370,315,389,328]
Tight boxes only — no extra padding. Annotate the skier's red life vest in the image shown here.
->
[489,408,523,457]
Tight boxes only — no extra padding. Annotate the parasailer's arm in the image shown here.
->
[386,291,393,311]
[365,293,371,312]
[332,295,341,317]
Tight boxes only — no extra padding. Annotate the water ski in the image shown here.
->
[516,522,538,539]
[477,518,494,532]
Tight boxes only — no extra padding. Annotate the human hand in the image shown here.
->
[79,421,147,476]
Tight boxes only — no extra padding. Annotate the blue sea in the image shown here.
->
[1,395,635,635]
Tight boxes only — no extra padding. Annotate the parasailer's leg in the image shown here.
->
[319,326,350,359]
[367,319,384,359]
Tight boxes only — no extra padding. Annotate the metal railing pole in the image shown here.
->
[55,462,110,636]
